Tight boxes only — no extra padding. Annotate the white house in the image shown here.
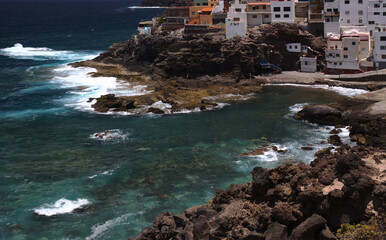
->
[367,0,386,36]
[271,0,295,23]
[373,24,386,69]
[286,43,302,52]
[325,28,373,74]
[300,56,317,72]
[324,0,340,38]
[339,0,368,28]
[247,0,271,26]
[226,0,248,39]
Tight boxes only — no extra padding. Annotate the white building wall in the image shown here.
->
[286,43,302,52]
[374,27,386,68]
[339,0,368,27]
[367,0,386,36]
[271,0,295,23]
[226,0,248,39]
[300,57,317,72]
[324,0,340,38]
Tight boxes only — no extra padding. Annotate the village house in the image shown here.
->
[162,6,190,30]
[374,24,386,69]
[271,0,295,23]
[325,27,373,74]
[246,0,271,26]
[225,0,248,38]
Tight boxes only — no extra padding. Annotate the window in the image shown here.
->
[347,19,350,23]
[370,30,373,36]
[345,0,349,4]
[289,45,292,49]
[284,7,291,12]
[382,55,386,59]
[295,45,298,49]
[383,3,386,7]
[305,62,308,65]
[359,19,363,23]
[326,18,330,22]
[352,42,356,45]
[384,12,386,16]
[211,4,214,6]
[196,3,200,6]
[358,10,363,15]
[252,6,256,10]
[284,14,289,18]
[336,53,340,57]
[369,21,375,24]
[345,11,349,15]
[274,7,280,12]
[374,4,380,8]
[374,12,380,15]
[358,0,362,3]
[192,11,195,15]
[263,6,266,10]
[275,14,280,18]
[264,15,269,18]
[344,55,348,58]
[339,62,342,65]
[381,46,386,50]
[235,8,241,12]
[203,2,208,6]
[327,8,332,12]
[344,47,348,51]
[381,36,386,41]
[233,18,240,22]
[252,15,257,18]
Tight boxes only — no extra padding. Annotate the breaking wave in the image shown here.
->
[0,43,98,62]
[34,198,89,216]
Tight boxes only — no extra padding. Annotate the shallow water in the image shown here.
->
[0,1,354,239]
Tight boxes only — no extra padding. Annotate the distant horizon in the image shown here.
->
[0,0,140,2]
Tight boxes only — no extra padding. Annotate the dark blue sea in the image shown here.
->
[0,1,364,239]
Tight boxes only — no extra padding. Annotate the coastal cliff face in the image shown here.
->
[94,23,324,79]
[75,23,325,114]
[131,99,386,240]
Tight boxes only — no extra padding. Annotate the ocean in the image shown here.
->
[0,1,366,239]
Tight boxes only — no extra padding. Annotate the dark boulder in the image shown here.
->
[288,214,326,240]
[295,105,343,126]
[265,222,288,240]
[328,134,342,146]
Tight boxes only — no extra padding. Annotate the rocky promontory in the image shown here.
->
[73,23,325,114]
[130,97,386,240]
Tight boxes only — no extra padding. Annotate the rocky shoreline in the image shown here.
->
[130,98,385,240]
[72,23,328,115]
[70,22,386,239]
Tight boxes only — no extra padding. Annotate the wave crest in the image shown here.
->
[34,198,89,216]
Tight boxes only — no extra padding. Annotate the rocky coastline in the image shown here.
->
[130,97,385,240]
[72,23,327,114]
[71,22,386,239]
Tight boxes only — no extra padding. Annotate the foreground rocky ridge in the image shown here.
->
[130,98,385,240]
[74,23,325,114]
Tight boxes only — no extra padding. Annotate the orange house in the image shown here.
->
[188,6,214,25]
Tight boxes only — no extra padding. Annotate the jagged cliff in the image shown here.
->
[74,24,325,114]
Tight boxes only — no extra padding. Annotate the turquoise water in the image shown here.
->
[0,1,351,239]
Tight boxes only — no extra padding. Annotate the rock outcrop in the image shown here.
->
[74,23,325,114]
[131,144,385,240]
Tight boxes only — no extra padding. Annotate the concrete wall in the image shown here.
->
[271,0,295,23]
[300,57,317,72]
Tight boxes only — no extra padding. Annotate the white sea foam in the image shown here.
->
[88,170,115,179]
[52,65,150,112]
[0,43,98,61]
[90,129,129,142]
[34,198,89,216]
[264,83,368,97]
[285,103,309,119]
[86,212,143,240]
